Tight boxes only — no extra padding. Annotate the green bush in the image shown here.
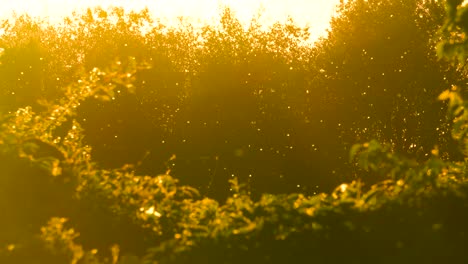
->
[1,1,468,263]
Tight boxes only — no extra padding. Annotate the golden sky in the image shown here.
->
[0,0,340,40]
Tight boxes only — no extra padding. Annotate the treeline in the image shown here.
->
[1,0,468,263]
[0,0,462,200]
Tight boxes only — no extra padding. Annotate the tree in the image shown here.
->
[309,0,465,183]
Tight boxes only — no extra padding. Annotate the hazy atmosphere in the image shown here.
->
[1,0,468,263]
[0,0,339,40]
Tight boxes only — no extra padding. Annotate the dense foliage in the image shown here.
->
[1,0,464,199]
[1,0,468,263]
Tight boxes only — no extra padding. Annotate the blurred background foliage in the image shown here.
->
[1,0,464,200]
[1,0,468,263]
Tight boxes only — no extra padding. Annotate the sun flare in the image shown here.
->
[0,0,340,40]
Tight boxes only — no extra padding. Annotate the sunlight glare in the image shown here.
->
[0,0,340,40]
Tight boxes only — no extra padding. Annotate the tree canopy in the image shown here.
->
[1,1,468,263]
